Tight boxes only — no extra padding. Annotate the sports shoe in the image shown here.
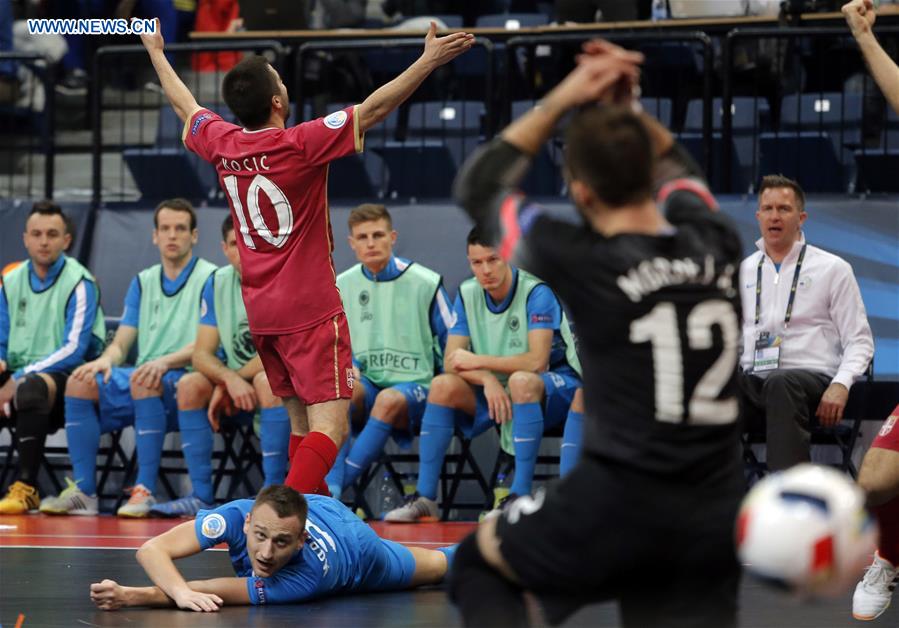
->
[383,493,438,522]
[116,484,156,518]
[853,552,899,621]
[0,481,40,514]
[149,495,214,518]
[39,478,98,515]
[480,492,520,522]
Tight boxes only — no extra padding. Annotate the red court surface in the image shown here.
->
[0,513,475,549]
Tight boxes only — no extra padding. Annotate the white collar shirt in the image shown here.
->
[738,234,874,389]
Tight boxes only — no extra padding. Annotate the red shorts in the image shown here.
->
[871,404,899,453]
[253,313,354,405]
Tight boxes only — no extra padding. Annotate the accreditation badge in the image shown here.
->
[753,331,781,372]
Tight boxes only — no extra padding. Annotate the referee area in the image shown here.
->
[2,2,899,627]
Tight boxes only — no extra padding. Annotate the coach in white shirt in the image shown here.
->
[738,174,874,471]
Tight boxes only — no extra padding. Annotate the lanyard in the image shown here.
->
[755,244,806,328]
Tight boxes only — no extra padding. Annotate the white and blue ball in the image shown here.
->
[736,464,878,596]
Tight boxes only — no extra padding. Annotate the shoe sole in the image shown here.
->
[384,515,439,523]
[40,508,98,516]
[117,511,150,518]
[853,598,891,621]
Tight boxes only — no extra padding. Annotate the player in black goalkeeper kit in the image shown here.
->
[448,40,745,628]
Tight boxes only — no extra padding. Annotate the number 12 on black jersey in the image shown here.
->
[630,299,739,425]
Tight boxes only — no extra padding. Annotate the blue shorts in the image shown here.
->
[458,369,581,439]
[357,376,429,449]
[354,518,416,592]
[96,367,186,434]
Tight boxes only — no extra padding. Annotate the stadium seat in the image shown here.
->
[509,100,564,196]
[677,132,748,193]
[758,132,847,193]
[406,100,484,167]
[779,92,863,166]
[684,96,769,190]
[640,97,673,128]
[122,148,211,203]
[430,13,464,27]
[475,13,550,29]
[372,141,457,198]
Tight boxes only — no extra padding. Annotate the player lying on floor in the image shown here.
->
[89,485,454,611]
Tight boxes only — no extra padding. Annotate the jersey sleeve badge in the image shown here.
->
[323,110,348,130]
[200,513,227,539]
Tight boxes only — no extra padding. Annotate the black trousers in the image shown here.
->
[738,369,831,471]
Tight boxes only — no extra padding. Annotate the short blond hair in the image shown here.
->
[348,204,392,233]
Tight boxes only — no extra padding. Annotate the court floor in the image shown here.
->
[0,514,894,627]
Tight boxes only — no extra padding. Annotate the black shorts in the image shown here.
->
[494,455,744,628]
[1,371,68,434]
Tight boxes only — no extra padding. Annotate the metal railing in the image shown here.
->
[721,26,899,193]
[506,31,714,194]
[0,52,56,199]
[90,40,287,207]
[295,37,495,201]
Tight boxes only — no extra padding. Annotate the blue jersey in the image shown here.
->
[194,494,415,604]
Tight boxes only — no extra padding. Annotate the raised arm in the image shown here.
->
[357,22,474,133]
[139,18,202,123]
[453,40,643,235]
[843,0,899,115]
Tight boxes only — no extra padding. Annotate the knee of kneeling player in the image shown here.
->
[449,534,491,601]
[15,374,51,414]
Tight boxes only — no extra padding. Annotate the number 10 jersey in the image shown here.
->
[184,106,363,335]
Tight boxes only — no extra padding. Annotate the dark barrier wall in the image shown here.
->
[2,197,897,379]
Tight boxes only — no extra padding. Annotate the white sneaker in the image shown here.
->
[116,484,156,518]
[40,478,98,515]
[383,493,438,522]
[853,552,898,621]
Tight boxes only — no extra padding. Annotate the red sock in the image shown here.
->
[285,432,338,495]
[288,434,303,462]
[875,495,899,566]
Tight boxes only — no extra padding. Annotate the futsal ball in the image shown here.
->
[736,464,878,596]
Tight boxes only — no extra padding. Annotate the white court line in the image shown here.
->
[0,545,228,551]
[1,533,158,539]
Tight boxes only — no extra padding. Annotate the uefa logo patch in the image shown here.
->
[201,513,227,539]
[254,578,267,604]
[323,110,348,130]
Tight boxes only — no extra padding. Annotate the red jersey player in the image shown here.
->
[140,20,473,495]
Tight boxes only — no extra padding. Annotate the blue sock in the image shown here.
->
[560,410,583,477]
[134,397,168,493]
[344,416,393,488]
[509,403,544,497]
[260,406,290,487]
[416,404,456,501]
[178,408,214,504]
[65,397,101,496]
[326,433,351,499]
[438,544,458,568]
